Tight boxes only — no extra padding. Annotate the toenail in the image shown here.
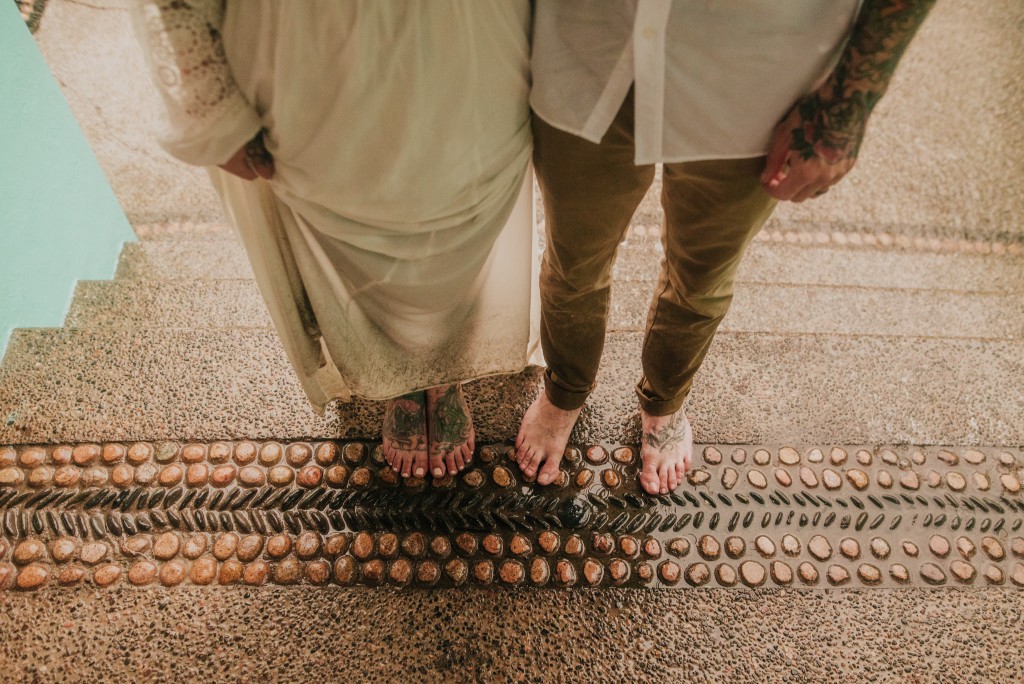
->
[433,468,444,477]
[414,468,424,477]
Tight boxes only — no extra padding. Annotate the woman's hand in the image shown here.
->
[218,130,275,180]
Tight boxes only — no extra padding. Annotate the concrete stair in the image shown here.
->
[4,227,1024,450]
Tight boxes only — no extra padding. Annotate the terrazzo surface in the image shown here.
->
[2,587,1023,683]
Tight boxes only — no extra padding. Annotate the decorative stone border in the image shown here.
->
[0,442,1022,590]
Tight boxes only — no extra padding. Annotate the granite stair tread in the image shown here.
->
[1,327,1021,447]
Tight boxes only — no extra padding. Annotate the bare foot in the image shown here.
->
[639,408,693,494]
[382,393,428,478]
[514,392,582,485]
[426,384,475,477]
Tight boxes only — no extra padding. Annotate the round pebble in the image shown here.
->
[730,448,747,465]
[683,562,709,587]
[846,469,869,490]
[857,564,882,585]
[929,535,951,558]
[236,535,264,562]
[753,449,772,466]
[725,536,745,559]
[555,560,577,586]
[529,558,551,585]
[455,533,478,557]
[128,560,157,586]
[582,559,604,586]
[778,447,799,466]
[482,534,503,556]
[208,442,232,464]
[982,564,1004,585]
[876,471,893,488]
[93,563,122,587]
[889,563,910,583]
[754,536,775,558]
[50,538,78,563]
[618,536,639,558]
[870,538,891,560]
[416,561,441,586]
[564,535,585,557]
[297,465,323,488]
[770,561,793,585]
[945,472,967,491]
[314,442,338,466]
[153,532,181,560]
[781,535,801,557]
[15,564,50,590]
[715,563,737,587]
[324,534,352,558]
[213,533,239,561]
[698,535,720,560]
[332,557,356,585]
[537,531,560,555]
[822,469,842,490]
[739,561,766,587]
[808,535,832,561]
[721,467,738,490]
[920,562,947,585]
[839,538,860,560]
[243,560,270,585]
[387,559,412,586]
[703,447,722,464]
[158,463,184,486]
[981,536,1005,561]
[219,560,244,584]
[827,565,850,586]
[259,442,284,466]
[13,540,44,565]
[492,467,513,488]
[955,537,976,560]
[80,542,108,565]
[774,469,792,487]
[58,566,86,586]
[688,469,711,486]
[602,470,620,488]
[900,471,920,490]
[902,541,920,557]
[1000,473,1021,494]
[829,447,848,465]
[949,560,976,583]
[442,559,468,585]
[612,447,635,464]
[585,445,608,465]
[747,470,767,489]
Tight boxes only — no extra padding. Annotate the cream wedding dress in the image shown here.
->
[130,0,539,413]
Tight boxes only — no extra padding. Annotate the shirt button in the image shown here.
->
[642,27,657,39]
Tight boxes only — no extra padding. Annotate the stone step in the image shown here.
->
[1,328,1021,447]
[116,235,1024,295]
[67,277,1024,341]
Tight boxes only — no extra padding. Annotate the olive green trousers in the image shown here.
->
[533,92,778,416]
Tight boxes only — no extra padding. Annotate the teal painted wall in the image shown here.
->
[0,1,134,355]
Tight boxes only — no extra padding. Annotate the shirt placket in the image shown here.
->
[632,0,672,164]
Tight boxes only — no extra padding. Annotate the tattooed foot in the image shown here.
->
[514,392,582,486]
[426,384,475,477]
[382,393,428,478]
[639,408,693,495]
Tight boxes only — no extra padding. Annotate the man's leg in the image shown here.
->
[516,94,655,485]
[637,157,777,494]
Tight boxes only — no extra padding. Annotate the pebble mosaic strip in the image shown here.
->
[0,442,1022,591]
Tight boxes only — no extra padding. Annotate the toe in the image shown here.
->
[537,457,561,486]
[524,450,544,478]
[667,465,679,491]
[428,450,445,479]
[412,450,427,479]
[641,458,660,495]
[459,444,472,470]
[444,450,458,476]
[452,448,466,472]
[399,452,413,479]
[658,462,672,494]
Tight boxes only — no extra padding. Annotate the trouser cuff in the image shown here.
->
[543,369,592,411]
[634,377,687,417]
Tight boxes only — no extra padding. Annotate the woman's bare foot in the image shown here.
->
[514,393,583,485]
[426,384,475,477]
[640,408,693,494]
[382,393,428,478]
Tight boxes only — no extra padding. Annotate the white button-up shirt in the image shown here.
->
[531,0,863,165]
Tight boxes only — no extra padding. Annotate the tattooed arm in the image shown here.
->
[760,0,937,202]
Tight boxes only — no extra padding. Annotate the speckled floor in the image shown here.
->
[4,0,1023,681]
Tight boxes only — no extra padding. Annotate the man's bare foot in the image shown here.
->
[382,393,428,478]
[639,408,693,495]
[426,384,475,477]
[515,392,583,485]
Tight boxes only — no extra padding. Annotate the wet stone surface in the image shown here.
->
[0,441,1021,590]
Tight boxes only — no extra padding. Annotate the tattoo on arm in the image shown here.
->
[643,411,690,452]
[382,393,427,451]
[791,0,937,163]
[429,386,471,453]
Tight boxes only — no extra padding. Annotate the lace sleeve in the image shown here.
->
[129,0,261,167]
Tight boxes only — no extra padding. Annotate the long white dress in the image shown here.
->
[130,0,539,414]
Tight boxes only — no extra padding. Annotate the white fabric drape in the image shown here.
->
[131,0,539,414]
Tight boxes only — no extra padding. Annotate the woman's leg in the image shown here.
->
[382,392,428,478]
[426,383,475,477]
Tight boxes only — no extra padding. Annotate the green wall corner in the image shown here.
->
[0,0,134,356]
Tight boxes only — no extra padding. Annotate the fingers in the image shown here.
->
[761,125,792,188]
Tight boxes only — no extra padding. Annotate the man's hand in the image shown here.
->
[760,92,865,203]
[218,130,275,180]
[761,0,937,203]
